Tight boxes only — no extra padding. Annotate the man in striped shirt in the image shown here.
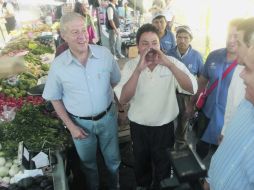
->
[204,17,254,190]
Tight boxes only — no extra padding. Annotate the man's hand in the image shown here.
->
[186,102,196,118]
[50,100,89,140]
[68,124,89,140]
[153,48,172,67]
[114,28,120,35]
[218,134,224,145]
[203,179,210,190]
[118,110,129,126]
[137,48,155,72]
[92,37,99,44]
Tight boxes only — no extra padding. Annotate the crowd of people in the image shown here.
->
[40,0,254,190]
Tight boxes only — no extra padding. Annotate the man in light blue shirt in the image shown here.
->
[204,17,254,190]
[42,13,121,190]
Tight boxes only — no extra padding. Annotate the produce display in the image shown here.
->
[1,74,37,99]
[0,38,30,56]
[29,43,54,56]
[0,103,72,188]
[0,154,21,185]
[0,23,54,101]
[0,102,72,156]
[0,34,53,100]
[0,24,71,189]
[0,21,74,190]
[1,175,54,190]
[0,94,44,116]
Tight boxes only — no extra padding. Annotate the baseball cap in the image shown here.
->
[176,25,193,38]
[152,12,166,21]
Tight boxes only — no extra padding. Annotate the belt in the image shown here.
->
[68,103,112,121]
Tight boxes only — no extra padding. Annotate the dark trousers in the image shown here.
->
[175,94,191,144]
[196,140,218,160]
[130,121,175,188]
[5,16,16,33]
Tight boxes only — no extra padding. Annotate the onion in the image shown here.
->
[0,166,9,177]
[0,157,6,166]
[2,176,10,184]
[9,165,20,177]
[10,177,15,184]
[5,161,12,168]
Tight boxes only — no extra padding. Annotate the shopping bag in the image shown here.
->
[195,90,207,110]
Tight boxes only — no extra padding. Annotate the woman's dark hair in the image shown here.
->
[74,2,84,16]
[136,23,159,45]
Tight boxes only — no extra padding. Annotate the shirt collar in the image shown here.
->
[65,44,99,65]
[88,44,100,59]
[176,45,191,58]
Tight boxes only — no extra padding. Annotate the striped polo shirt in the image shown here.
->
[208,99,254,190]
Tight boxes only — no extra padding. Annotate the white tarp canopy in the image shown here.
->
[131,0,254,56]
[17,0,64,6]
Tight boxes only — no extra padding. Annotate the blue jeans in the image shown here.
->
[72,104,121,190]
[108,29,122,56]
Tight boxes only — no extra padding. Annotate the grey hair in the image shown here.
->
[60,12,86,34]
[237,17,254,47]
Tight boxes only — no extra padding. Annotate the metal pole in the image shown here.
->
[96,7,102,45]
[0,24,6,43]
[134,0,136,17]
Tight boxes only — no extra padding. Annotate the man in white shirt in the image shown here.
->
[117,23,197,189]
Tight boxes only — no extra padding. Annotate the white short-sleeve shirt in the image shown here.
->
[115,56,197,126]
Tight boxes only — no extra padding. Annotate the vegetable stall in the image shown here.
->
[0,22,72,190]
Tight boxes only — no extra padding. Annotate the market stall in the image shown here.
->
[0,22,72,189]
[97,1,139,58]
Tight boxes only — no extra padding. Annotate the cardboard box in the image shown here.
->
[18,141,51,170]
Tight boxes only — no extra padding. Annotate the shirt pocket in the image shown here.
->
[96,68,111,83]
